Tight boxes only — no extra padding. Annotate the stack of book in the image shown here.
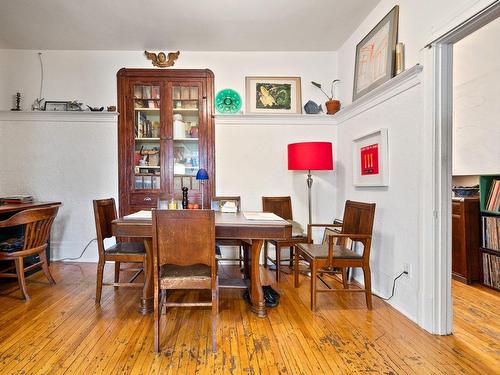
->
[485,179,500,212]
[0,195,33,204]
[483,216,500,251]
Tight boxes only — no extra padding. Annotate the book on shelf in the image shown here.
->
[482,216,500,251]
[134,86,143,99]
[0,195,33,203]
[151,86,160,99]
[485,179,500,212]
[142,86,151,99]
[482,252,500,290]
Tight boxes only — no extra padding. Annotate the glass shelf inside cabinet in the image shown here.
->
[172,85,201,191]
[134,84,161,190]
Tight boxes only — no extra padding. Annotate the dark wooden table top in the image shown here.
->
[0,201,62,214]
[112,211,292,240]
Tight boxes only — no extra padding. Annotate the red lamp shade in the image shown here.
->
[287,142,333,170]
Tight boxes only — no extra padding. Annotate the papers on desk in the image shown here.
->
[123,210,152,220]
[243,212,283,221]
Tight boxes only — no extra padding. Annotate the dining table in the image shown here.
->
[111,211,292,317]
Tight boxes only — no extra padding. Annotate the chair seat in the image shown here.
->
[270,236,308,247]
[159,263,212,289]
[296,243,362,259]
[105,241,145,255]
[0,237,24,253]
[160,263,211,280]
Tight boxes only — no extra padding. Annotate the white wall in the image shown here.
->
[0,50,336,112]
[453,17,500,176]
[0,50,338,261]
[336,0,496,105]
[336,83,424,322]
[334,0,496,326]
[0,114,118,261]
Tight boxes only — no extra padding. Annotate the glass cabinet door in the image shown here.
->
[133,84,161,190]
[172,84,202,195]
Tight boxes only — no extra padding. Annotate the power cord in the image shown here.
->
[372,271,407,301]
[58,238,96,261]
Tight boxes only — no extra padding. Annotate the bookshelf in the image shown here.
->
[479,175,500,291]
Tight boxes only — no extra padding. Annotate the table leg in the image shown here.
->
[249,239,266,317]
[139,238,154,314]
[242,242,250,280]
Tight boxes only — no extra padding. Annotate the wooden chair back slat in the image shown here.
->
[152,209,215,267]
[341,200,376,245]
[262,196,293,220]
[93,198,118,256]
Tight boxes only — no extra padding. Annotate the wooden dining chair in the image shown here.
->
[152,209,218,353]
[211,196,250,269]
[262,196,307,282]
[0,205,60,300]
[93,198,145,305]
[294,200,376,311]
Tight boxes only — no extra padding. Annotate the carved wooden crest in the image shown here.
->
[144,51,180,68]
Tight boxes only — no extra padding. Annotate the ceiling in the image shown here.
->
[0,0,380,51]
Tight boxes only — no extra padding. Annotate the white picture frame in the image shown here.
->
[245,76,302,114]
[352,128,389,186]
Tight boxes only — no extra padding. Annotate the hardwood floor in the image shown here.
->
[0,262,498,374]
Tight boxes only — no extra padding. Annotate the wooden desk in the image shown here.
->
[0,201,62,215]
[112,212,292,317]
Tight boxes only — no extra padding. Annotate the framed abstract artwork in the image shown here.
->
[352,6,399,101]
[352,129,389,186]
[245,76,302,114]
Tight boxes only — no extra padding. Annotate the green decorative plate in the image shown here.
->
[215,89,241,114]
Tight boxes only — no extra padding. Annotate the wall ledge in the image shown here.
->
[334,64,424,124]
[215,65,422,127]
[215,114,336,126]
[0,110,118,123]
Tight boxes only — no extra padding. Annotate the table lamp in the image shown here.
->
[196,168,209,209]
[287,142,333,225]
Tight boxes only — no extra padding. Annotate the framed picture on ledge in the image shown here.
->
[352,128,389,186]
[245,76,302,114]
[352,6,399,101]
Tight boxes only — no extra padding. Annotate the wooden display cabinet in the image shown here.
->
[117,68,215,216]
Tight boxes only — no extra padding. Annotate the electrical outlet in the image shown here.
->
[403,263,411,278]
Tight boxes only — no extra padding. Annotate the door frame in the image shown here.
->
[420,1,500,334]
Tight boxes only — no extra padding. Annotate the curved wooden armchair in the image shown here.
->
[294,200,376,311]
[0,205,61,300]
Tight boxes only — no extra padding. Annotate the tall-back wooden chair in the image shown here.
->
[152,209,218,353]
[93,198,145,304]
[294,200,376,311]
[211,196,250,272]
[0,205,60,300]
[262,196,307,282]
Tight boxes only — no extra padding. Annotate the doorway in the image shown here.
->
[422,2,500,335]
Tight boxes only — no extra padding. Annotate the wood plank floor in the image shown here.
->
[0,262,498,374]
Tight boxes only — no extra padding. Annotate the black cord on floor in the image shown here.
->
[58,238,96,261]
[373,271,407,301]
